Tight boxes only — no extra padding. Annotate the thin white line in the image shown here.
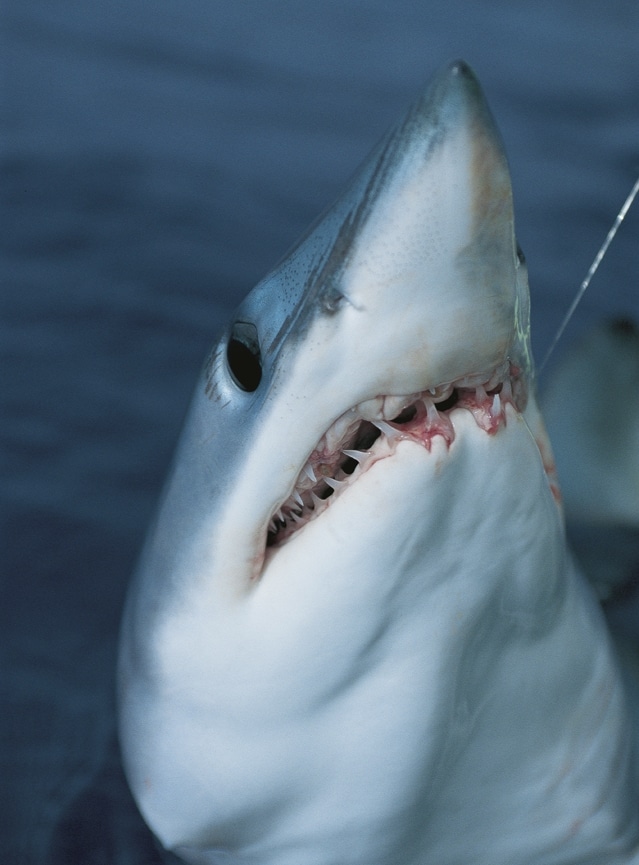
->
[539,175,639,374]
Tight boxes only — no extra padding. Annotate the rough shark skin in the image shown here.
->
[118,62,639,864]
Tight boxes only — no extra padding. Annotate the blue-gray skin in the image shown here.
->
[119,62,639,865]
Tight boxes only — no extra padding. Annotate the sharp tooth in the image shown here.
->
[372,420,398,438]
[304,463,317,483]
[276,508,284,523]
[291,511,303,523]
[491,393,501,417]
[324,476,347,491]
[311,492,324,509]
[425,398,439,423]
[475,384,487,402]
[342,448,367,462]
[293,490,304,508]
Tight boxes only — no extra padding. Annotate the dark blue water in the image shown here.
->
[2,1,638,861]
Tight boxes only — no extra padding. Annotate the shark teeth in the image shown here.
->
[324,476,348,491]
[266,360,525,550]
[371,419,400,438]
[342,449,367,463]
[425,398,439,424]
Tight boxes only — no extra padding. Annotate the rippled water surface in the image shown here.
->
[2,1,639,861]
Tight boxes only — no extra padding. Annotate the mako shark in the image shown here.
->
[119,61,639,864]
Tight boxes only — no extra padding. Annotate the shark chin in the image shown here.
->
[118,61,639,865]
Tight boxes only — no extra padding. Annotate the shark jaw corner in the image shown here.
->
[118,61,639,864]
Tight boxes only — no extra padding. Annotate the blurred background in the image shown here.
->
[2,1,638,861]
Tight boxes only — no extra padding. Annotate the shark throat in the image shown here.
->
[267,360,527,551]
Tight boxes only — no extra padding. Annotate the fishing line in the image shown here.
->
[539,174,639,375]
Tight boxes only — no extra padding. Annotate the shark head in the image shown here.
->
[119,62,638,865]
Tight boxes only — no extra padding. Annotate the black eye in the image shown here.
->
[226,322,262,392]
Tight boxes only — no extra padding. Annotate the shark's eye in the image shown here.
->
[227,322,262,392]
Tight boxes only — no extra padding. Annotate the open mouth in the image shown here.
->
[266,360,526,550]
